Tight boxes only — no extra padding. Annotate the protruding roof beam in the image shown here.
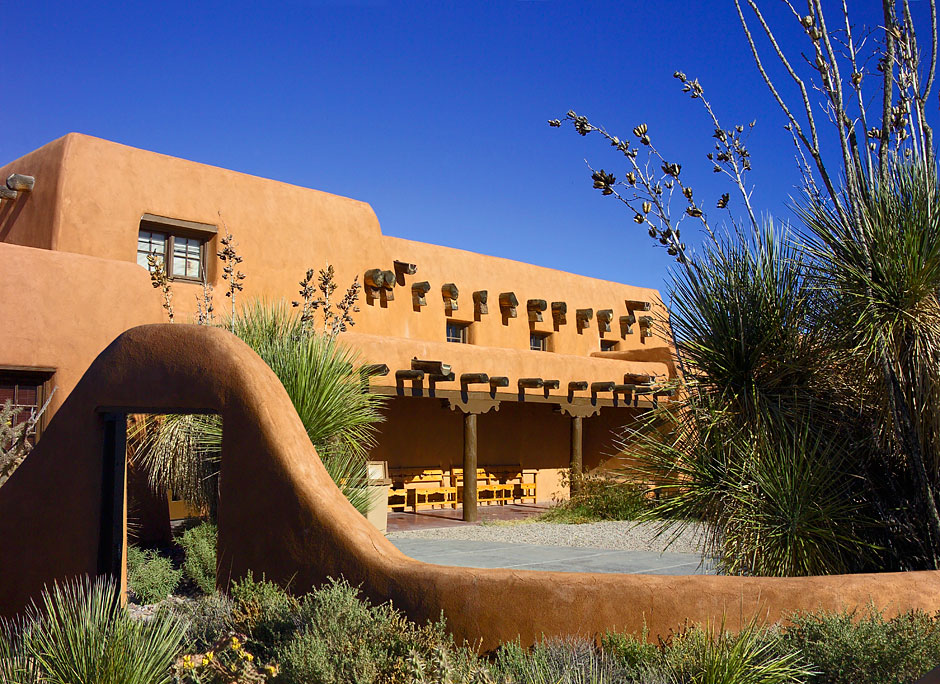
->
[442,283,459,313]
[623,372,655,385]
[543,379,560,390]
[394,260,417,276]
[619,314,635,336]
[624,299,651,311]
[597,309,613,333]
[576,308,593,333]
[567,381,588,392]
[0,186,16,201]
[527,299,547,323]
[412,281,431,308]
[395,369,424,381]
[639,315,654,338]
[6,174,34,192]
[518,377,544,389]
[551,301,567,326]
[489,376,510,389]
[460,372,490,386]
[473,290,488,316]
[499,292,518,318]
[362,363,390,377]
[590,381,615,394]
[412,358,452,376]
[364,269,388,289]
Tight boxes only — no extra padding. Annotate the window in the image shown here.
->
[446,321,470,344]
[530,331,551,352]
[0,369,53,446]
[137,214,216,283]
[600,339,619,352]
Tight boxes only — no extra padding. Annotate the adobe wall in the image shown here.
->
[2,324,939,653]
[0,134,675,365]
[0,242,165,417]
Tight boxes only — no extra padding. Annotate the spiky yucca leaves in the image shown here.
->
[619,225,878,576]
[2,576,184,684]
[799,162,940,566]
[132,301,384,516]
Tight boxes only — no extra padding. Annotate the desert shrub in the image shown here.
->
[228,573,300,662]
[158,592,235,654]
[4,576,184,684]
[540,473,649,524]
[782,608,940,684]
[127,544,182,604]
[492,637,642,684]
[180,521,217,594]
[276,578,471,684]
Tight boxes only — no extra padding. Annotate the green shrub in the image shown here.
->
[127,544,181,604]
[3,576,184,684]
[783,608,940,684]
[228,572,301,662]
[158,592,234,654]
[492,637,640,683]
[277,578,473,684]
[539,474,648,524]
[180,522,217,594]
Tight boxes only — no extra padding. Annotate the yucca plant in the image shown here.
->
[799,161,940,568]
[133,300,384,517]
[0,576,184,684]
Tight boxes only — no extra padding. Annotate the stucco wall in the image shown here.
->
[0,242,165,417]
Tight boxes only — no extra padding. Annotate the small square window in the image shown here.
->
[530,331,551,352]
[600,339,619,352]
[137,215,216,284]
[0,369,53,446]
[446,321,470,344]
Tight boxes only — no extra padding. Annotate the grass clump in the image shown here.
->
[179,521,217,594]
[538,473,649,524]
[782,609,940,684]
[127,544,181,605]
[1,576,184,684]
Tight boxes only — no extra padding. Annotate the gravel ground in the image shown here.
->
[387,520,707,555]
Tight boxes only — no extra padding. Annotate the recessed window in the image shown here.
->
[446,321,470,344]
[530,331,551,352]
[137,214,216,283]
[0,369,53,446]
[600,339,619,352]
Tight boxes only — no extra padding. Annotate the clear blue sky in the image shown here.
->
[3,1,935,291]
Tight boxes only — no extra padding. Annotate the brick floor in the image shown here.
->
[386,502,553,532]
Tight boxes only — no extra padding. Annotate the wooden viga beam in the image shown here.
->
[597,309,613,333]
[623,372,655,386]
[527,299,547,323]
[518,377,544,390]
[552,301,567,325]
[567,381,588,393]
[473,290,488,316]
[361,363,390,377]
[412,358,452,376]
[6,174,34,194]
[489,376,510,389]
[619,314,635,335]
[639,315,654,338]
[576,308,593,332]
[394,260,417,276]
[0,186,16,201]
[542,380,561,390]
[412,281,431,307]
[395,369,424,382]
[442,283,459,312]
[460,373,490,386]
[624,299,651,311]
[590,381,615,394]
[364,268,388,289]
[499,292,518,318]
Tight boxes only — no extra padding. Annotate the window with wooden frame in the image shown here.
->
[446,320,471,344]
[0,368,55,446]
[136,214,217,283]
[530,331,551,352]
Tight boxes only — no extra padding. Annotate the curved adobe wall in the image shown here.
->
[1,324,940,650]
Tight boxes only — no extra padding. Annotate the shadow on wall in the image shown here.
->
[1,324,940,651]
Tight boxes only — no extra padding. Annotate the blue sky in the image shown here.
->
[3,1,935,291]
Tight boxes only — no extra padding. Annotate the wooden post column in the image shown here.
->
[463,412,478,522]
[570,415,583,497]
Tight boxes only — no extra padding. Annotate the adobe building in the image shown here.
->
[0,133,677,518]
